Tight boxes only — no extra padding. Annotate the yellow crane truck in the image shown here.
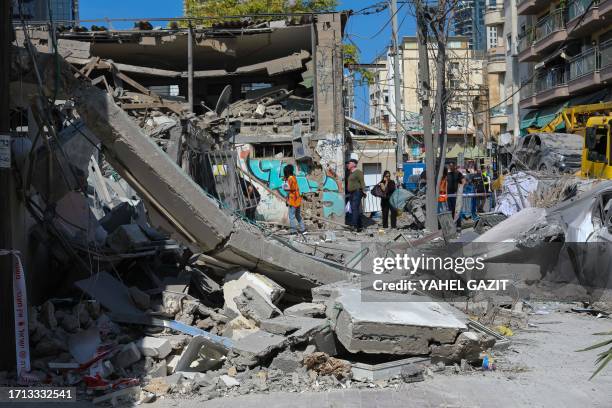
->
[527,102,612,179]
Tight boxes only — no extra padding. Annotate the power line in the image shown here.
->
[345,1,406,41]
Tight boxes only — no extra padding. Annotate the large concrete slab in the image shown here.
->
[327,287,467,355]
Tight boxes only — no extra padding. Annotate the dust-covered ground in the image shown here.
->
[148,311,612,408]
[9,310,611,408]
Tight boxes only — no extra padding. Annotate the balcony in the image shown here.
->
[487,52,506,73]
[533,9,567,56]
[484,7,504,26]
[568,47,601,93]
[567,0,607,37]
[534,65,569,105]
[518,29,537,62]
[518,10,568,62]
[599,39,612,82]
[517,0,550,15]
[490,105,509,125]
[519,81,537,109]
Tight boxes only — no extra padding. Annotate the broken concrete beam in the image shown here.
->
[328,287,467,355]
[228,331,287,368]
[234,286,282,323]
[260,315,328,342]
[136,337,172,359]
[214,230,351,291]
[430,331,496,365]
[284,302,326,318]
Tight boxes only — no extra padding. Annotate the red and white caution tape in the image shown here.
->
[0,250,30,378]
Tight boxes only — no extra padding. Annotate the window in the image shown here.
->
[487,26,498,50]
[450,79,461,89]
[252,143,293,158]
[506,34,512,54]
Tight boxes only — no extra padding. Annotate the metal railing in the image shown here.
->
[601,39,612,70]
[490,105,509,116]
[534,65,568,92]
[535,9,566,43]
[518,28,535,53]
[568,0,598,21]
[520,80,534,100]
[363,186,382,214]
[569,47,598,80]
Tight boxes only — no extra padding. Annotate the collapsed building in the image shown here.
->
[52,15,347,225]
[0,13,512,404]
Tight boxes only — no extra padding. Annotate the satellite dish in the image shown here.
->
[215,85,232,116]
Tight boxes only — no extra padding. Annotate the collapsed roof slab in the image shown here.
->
[19,50,349,291]
[60,24,313,72]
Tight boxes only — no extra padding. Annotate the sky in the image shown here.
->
[78,0,418,121]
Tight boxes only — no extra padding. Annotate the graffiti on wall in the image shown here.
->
[247,158,344,218]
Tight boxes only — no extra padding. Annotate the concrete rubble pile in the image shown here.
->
[7,22,505,406]
[23,266,502,405]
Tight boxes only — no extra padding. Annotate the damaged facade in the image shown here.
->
[0,11,508,403]
[18,15,347,226]
[8,7,612,407]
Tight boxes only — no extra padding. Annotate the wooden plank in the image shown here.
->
[116,72,155,98]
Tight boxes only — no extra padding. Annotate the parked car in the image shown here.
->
[508,133,582,174]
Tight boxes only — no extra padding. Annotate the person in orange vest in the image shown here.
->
[283,164,305,234]
[438,166,448,213]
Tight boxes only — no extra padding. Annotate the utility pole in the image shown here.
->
[187,23,194,113]
[416,1,438,232]
[390,0,404,175]
[0,0,16,371]
[432,0,448,191]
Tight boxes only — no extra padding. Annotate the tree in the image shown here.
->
[343,43,374,85]
[184,0,337,20]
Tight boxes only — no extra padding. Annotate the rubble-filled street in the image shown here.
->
[1,1,612,407]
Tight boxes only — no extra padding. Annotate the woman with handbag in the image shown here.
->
[377,170,397,228]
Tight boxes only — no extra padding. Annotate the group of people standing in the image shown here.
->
[438,163,493,225]
[253,159,495,235]
[346,159,397,231]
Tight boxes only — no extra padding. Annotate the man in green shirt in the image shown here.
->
[346,159,365,231]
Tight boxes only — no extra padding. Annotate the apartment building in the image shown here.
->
[484,0,521,141]
[402,36,486,146]
[517,0,612,132]
[454,0,488,51]
[368,37,486,148]
[368,54,398,132]
[12,0,78,21]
